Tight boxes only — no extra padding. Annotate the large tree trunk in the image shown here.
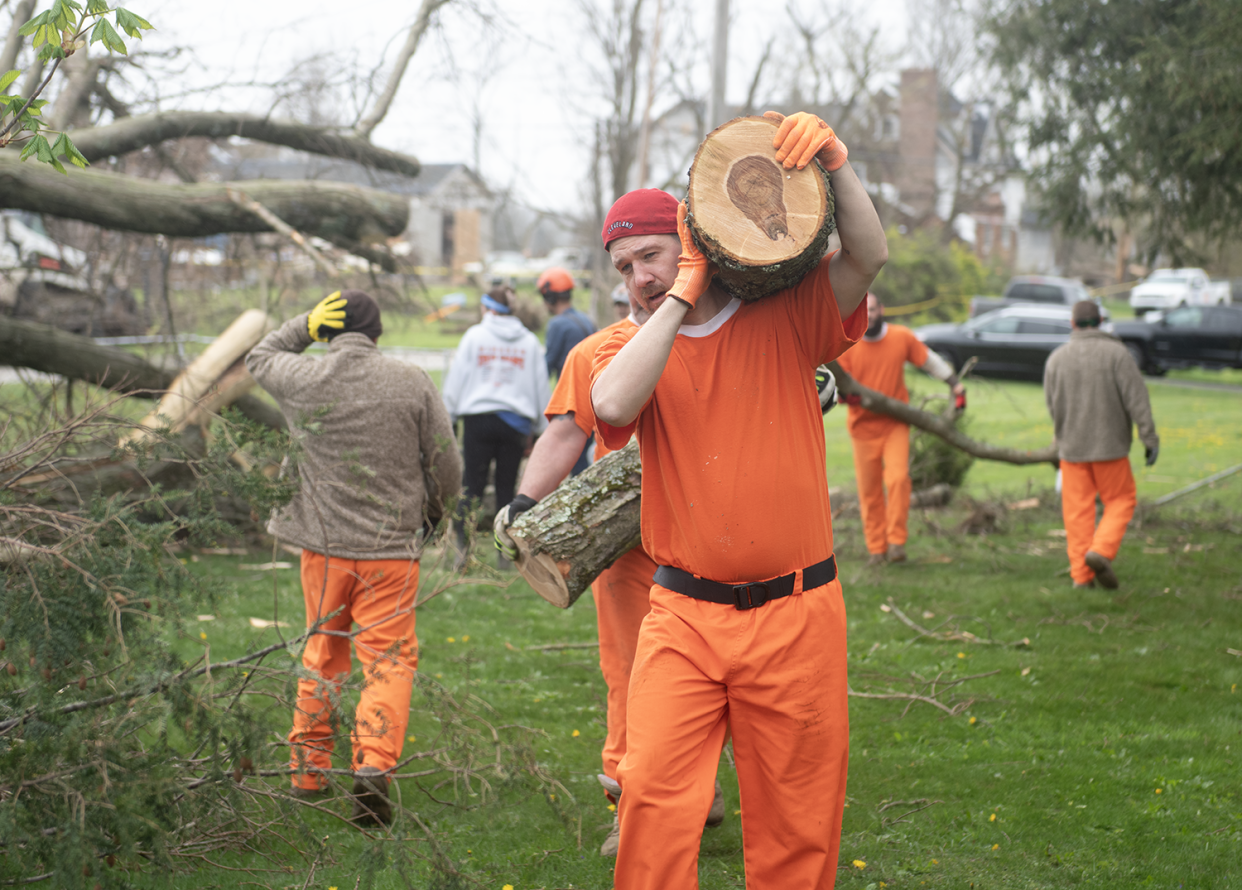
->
[0,315,284,430]
[508,441,643,608]
[69,112,420,177]
[687,115,835,301]
[0,154,407,247]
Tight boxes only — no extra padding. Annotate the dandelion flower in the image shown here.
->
[200,632,207,640]
[853,860,866,869]
[931,859,939,864]
[957,652,966,659]
[462,635,470,642]
[572,729,580,737]
[970,716,977,725]
[504,885,514,890]
[989,813,996,822]
[446,637,456,643]
[992,844,999,850]
[607,804,616,812]
[1155,788,1162,794]
[407,735,417,743]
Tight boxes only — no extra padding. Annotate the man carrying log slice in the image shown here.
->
[835,293,966,566]
[590,111,887,889]
[246,290,462,826]
[494,248,726,858]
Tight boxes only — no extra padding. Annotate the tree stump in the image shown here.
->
[687,115,836,302]
[508,441,643,608]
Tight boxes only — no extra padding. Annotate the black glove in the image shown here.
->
[494,494,538,560]
[1145,445,1159,467]
[815,366,838,414]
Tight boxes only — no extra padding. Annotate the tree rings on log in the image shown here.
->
[508,441,643,608]
[687,115,835,302]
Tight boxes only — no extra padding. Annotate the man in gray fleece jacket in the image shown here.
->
[1044,301,1159,590]
[246,289,461,825]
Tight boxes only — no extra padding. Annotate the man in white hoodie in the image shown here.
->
[442,284,550,565]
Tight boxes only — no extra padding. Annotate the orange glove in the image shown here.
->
[763,110,849,172]
[666,201,714,310]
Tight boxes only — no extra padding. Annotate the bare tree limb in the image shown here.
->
[226,187,338,278]
[67,111,420,176]
[827,360,1058,465]
[0,152,408,244]
[353,0,452,140]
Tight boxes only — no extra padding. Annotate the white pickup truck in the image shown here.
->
[1129,268,1232,316]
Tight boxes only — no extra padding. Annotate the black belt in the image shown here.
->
[653,556,837,611]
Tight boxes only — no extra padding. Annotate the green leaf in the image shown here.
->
[88,17,127,55]
[86,0,111,13]
[114,8,154,38]
[36,40,65,61]
[0,69,20,94]
[19,133,50,162]
[17,10,51,39]
[48,130,89,168]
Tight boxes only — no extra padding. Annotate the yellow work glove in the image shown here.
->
[764,110,849,172]
[307,291,348,342]
[666,201,714,310]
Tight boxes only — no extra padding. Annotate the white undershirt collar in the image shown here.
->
[677,297,741,338]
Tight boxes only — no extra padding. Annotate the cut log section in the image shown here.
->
[508,441,643,608]
[123,309,275,445]
[687,115,835,302]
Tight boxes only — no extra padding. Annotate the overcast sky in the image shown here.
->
[143,0,909,212]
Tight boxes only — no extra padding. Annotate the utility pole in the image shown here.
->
[708,0,729,129]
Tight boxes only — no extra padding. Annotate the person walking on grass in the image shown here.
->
[442,282,550,568]
[1044,300,1159,590]
[591,110,887,890]
[246,289,462,826]
[835,293,965,565]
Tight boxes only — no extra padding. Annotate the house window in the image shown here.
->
[441,211,455,269]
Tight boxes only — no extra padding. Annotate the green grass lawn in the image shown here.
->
[144,484,1242,889]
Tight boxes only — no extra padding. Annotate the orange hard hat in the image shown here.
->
[537,267,575,299]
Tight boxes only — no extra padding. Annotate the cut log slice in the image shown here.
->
[687,116,835,302]
[508,441,643,608]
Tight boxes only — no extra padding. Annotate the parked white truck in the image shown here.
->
[1129,268,1231,316]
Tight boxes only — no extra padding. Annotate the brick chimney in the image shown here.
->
[898,69,938,221]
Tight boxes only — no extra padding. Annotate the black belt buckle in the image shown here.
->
[732,581,770,610]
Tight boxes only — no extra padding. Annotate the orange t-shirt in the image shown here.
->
[591,254,866,583]
[835,323,928,439]
[544,318,636,460]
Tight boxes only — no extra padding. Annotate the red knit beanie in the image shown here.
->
[602,189,680,249]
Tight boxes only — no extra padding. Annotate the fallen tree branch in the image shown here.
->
[226,188,339,278]
[827,360,1058,465]
[68,111,421,177]
[883,597,1031,648]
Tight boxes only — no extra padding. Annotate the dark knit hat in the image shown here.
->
[322,289,383,341]
[602,188,680,249]
[1071,300,1101,328]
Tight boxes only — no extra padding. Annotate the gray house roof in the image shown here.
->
[216,152,490,200]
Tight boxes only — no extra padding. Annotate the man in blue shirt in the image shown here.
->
[540,266,596,378]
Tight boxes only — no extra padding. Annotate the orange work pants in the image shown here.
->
[289,550,419,791]
[615,577,850,890]
[1060,457,1136,585]
[851,421,911,555]
[591,545,657,781]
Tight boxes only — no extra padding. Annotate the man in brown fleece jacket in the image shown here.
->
[246,290,462,825]
[1044,300,1158,591]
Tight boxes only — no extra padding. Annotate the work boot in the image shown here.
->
[289,783,330,801]
[867,552,887,567]
[600,812,620,857]
[886,543,907,564]
[705,780,725,827]
[351,766,392,826]
[1084,551,1119,589]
